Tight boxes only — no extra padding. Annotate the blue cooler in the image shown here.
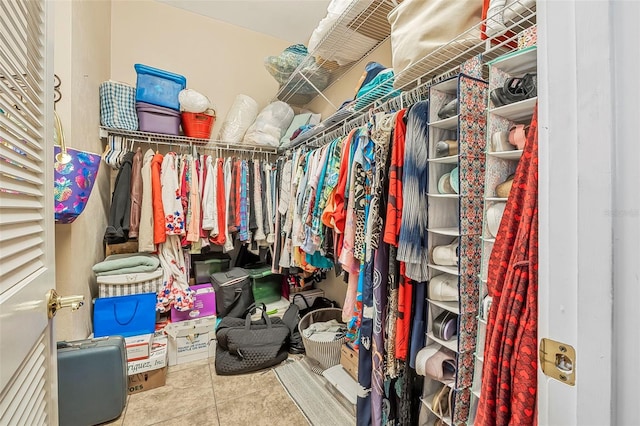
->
[134,64,186,111]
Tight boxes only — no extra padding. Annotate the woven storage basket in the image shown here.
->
[298,308,347,373]
[97,268,163,298]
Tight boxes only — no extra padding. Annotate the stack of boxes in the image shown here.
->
[126,333,168,394]
[133,64,186,136]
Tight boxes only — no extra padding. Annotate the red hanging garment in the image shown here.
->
[476,105,539,426]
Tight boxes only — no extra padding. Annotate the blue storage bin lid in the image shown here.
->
[134,64,186,86]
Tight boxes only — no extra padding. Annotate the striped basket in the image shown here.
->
[97,268,163,298]
[298,308,348,374]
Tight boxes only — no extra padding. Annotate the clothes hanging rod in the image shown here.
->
[100,127,278,155]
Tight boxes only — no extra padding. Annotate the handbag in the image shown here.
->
[53,111,101,224]
[293,293,339,318]
[93,293,156,338]
[215,306,290,375]
[387,0,483,89]
[210,268,254,318]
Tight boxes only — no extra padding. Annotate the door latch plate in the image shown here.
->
[539,338,576,386]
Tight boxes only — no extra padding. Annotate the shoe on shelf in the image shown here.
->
[449,166,459,194]
[432,384,453,419]
[508,124,529,150]
[438,172,455,194]
[486,202,507,238]
[435,140,458,158]
[490,73,537,108]
[432,238,459,266]
[495,174,515,198]
[432,310,458,341]
[491,130,514,152]
[428,273,458,302]
[437,98,458,119]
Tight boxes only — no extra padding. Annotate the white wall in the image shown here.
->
[54,0,112,341]
[110,0,291,138]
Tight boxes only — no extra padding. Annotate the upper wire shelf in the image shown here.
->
[272,0,397,107]
[279,0,536,152]
[99,127,279,154]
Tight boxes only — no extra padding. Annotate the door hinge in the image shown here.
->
[539,338,576,386]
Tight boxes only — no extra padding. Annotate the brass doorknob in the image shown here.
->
[47,289,84,319]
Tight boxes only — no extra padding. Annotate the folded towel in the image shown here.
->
[93,253,160,276]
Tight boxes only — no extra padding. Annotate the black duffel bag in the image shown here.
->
[215,305,290,375]
[210,268,254,318]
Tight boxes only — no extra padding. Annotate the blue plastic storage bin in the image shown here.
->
[134,64,186,111]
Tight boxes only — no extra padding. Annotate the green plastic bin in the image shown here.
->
[247,266,282,305]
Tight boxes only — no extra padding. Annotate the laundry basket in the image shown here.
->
[298,308,347,373]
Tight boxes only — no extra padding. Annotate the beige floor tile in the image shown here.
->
[216,383,307,426]
[123,364,214,426]
[153,407,219,426]
[210,368,280,404]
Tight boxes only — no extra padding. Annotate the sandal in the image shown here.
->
[490,73,537,107]
[432,384,452,418]
[508,124,530,150]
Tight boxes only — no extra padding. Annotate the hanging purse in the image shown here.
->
[53,111,101,224]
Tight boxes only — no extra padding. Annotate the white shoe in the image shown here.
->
[428,273,458,302]
[432,238,459,266]
[486,202,506,238]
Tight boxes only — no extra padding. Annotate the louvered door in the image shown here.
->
[0,0,56,424]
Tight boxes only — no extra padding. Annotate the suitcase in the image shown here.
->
[57,336,127,426]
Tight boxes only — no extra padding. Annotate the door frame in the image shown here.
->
[538,0,639,424]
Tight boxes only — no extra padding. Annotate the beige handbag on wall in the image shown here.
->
[388,0,483,88]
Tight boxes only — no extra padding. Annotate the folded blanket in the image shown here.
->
[93,253,160,276]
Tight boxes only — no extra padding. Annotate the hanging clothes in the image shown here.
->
[222,157,234,252]
[138,148,155,252]
[129,147,143,239]
[186,157,201,243]
[161,153,185,236]
[202,156,215,232]
[382,109,407,247]
[476,105,539,426]
[253,160,267,243]
[104,151,134,244]
[151,153,166,246]
[157,234,193,312]
[396,101,430,282]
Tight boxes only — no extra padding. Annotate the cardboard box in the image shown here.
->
[125,333,154,361]
[127,336,167,375]
[127,366,167,395]
[170,284,216,322]
[164,316,216,366]
[340,343,358,381]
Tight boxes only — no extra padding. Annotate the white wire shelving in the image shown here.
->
[99,127,279,155]
[272,0,397,108]
[279,0,536,153]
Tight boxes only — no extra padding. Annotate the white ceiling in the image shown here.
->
[156,0,331,44]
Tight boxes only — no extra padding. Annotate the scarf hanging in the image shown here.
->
[396,101,430,282]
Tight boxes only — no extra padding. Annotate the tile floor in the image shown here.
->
[104,357,308,426]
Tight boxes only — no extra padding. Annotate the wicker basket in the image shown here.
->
[298,308,347,372]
